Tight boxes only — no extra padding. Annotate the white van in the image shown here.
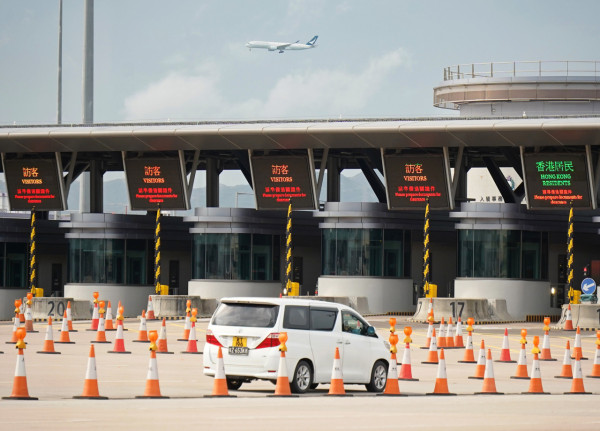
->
[203,297,390,393]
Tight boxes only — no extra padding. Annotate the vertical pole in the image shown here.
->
[284,202,292,296]
[567,204,574,303]
[82,0,93,124]
[423,200,430,297]
[154,207,161,294]
[57,0,62,124]
[29,208,37,295]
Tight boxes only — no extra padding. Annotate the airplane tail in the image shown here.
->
[306,35,318,46]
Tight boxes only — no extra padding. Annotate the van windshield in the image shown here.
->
[212,303,280,328]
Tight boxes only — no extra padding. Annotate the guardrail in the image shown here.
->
[443,60,600,81]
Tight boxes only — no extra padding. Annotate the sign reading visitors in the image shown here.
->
[251,155,316,210]
[3,158,65,210]
[124,157,188,210]
[383,155,450,209]
[522,153,592,209]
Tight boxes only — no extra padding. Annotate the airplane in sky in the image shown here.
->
[246,35,318,53]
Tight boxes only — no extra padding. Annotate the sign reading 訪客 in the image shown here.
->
[3,158,66,210]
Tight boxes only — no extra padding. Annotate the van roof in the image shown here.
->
[220,297,353,311]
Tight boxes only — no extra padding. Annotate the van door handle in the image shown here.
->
[345,340,351,344]
[336,339,344,344]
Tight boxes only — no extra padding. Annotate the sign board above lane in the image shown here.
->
[3,157,66,211]
[383,154,451,210]
[522,153,593,209]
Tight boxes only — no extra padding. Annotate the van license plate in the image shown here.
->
[229,336,248,355]
[228,346,249,355]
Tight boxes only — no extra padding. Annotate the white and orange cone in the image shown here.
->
[56,311,74,344]
[178,300,192,341]
[327,347,349,396]
[496,328,516,363]
[37,317,61,354]
[565,351,591,394]
[459,319,476,363]
[66,300,76,332]
[380,325,404,395]
[469,339,486,379]
[7,316,20,345]
[156,318,173,354]
[399,342,418,381]
[269,333,297,397]
[454,316,465,348]
[510,329,529,379]
[24,300,36,333]
[555,340,573,379]
[73,344,108,399]
[586,330,600,378]
[136,331,168,398]
[444,318,455,348]
[205,346,234,397]
[475,349,503,395]
[104,301,115,331]
[427,349,456,396]
[108,311,131,354]
[422,328,439,364]
[420,319,434,350]
[437,318,447,349]
[2,328,37,400]
[523,336,549,394]
[92,301,110,344]
[89,292,99,331]
[146,296,156,320]
[181,321,201,354]
[564,303,574,331]
[539,317,555,361]
[571,326,588,360]
[133,310,149,343]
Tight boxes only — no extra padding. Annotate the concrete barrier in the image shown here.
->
[0,289,29,321]
[31,298,91,320]
[151,295,202,318]
[556,303,600,330]
[410,297,517,323]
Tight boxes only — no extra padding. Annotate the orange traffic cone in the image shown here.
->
[459,318,476,363]
[108,311,131,354]
[469,340,486,379]
[475,349,503,395]
[37,317,61,354]
[380,324,403,396]
[422,328,439,364]
[2,328,37,400]
[437,318,447,348]
[73,344,108,399]
[496,328,516,363]
[205,346,235,398]
[56,311,74,344]
[454,316,465,348]
[420,319,434,350]
[555,340,573,379]
[571,326,588,360]
[136,331,168,398]
[133,310,149,343]
[510,329,529,379]
[89,292,99,331]
[564,304,574,331]
[427,349,456,396]
[178,302,193,341]
[327,347,350,396]
[565,351,591,394]
[146,295,156,320]
[523,336,549,394]
[66,300,76,332]
[24,297,36,333]
[15,298,24,324]
[269,333,298,397]
[540,317,556,361]
[182,321,201,354]
[92,301,110,344]
[105,301,115,331]
[156,318,173,354]
[587,330,600,378]
[7,316,20,344]
[444,318,455,348]
[399,342,418,381]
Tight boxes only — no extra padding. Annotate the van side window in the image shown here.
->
[341,310,369,336]
[310,307,337,331]
[283,305,309,330]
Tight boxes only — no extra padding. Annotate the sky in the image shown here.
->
[2,0,600,126]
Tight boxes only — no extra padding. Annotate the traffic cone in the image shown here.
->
[146,296,156,320]
[156,318,173,354]
[2,328,37,400]
[564,304,574,331]
[73,344,108,399]
[327,347,350,396]
[540,317,556,361]
[427,349,456,396]
[24,301,36,333]
[92,316,109,343]
[181,321,201,354]
[105,301,115,331]
[16,298,25,324]
[511,342,529,379]
[444,318,455,348]
[496,328,516,363]
[469,340,486,379]
[422,328,439,364]
[108,316,131,354]
[381,352,402,395]
[420,319,434,350]
[571,326,588,360]
[475,349,503,395]
[56,310,75,344]
[399,343,418,381]
[458,320,475,363]
[269,334,298,397]
[178,303,192,341]
[89,292,99,331]
[7,316,20,344]
[136,331,169,398]
[66,300,76,332]
[565,351,591,394]
[37,317,61,354]
[523,336,549,394]
[454,316,465,348]
[205,346,235,397]
[133,310,150,343]
[587,330,600,378]
[437,318,447,348]
[555,340,573,379]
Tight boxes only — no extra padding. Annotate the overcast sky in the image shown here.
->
[2,0,600,125]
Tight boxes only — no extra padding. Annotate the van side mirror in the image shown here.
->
[366,326,376,336]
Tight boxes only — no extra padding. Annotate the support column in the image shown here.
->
[206,157,221,208]
[89,160,103,213]
[327,156,341,202]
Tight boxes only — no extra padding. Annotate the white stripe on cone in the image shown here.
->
[476,345,486,366]
[105,305,113,322]
[215,349,226,380]
[139,316,147,332]
[91,304,99,321]
[563,346,572,366]
[66,304,73,321]
[401,344,412,365]
[115,322,124,340]
[466,334,473,351]
[502,333,510,350]
[517,345,527,366]
[184,315,191,331]
[542,333,551,351]
[455,319,463,337]
[13,316,19,332]
[188,324,197,342]
[277,355,289,378]
[429,333,438,352]
[573,357,583,379]
[331,355,343,380]
[445,321,452,341]
[60,314,68,333]
[44,320,54,341]
[437,354,447,379]
[484,356,495,379]
[531,356,541,379]
[85,354,98,380]
[97,317,105,333]
[159,323,167,342]
[147,356,159,381]
[15,353,26,377]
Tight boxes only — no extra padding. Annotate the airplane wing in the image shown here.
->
[276,43,292,50]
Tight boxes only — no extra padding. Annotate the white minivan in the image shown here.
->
[203,297,390,393]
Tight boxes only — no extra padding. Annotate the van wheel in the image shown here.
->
[290,360,313,394]
[226,379,243,390]
[365,360,387,392]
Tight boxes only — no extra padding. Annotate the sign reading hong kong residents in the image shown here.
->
[384,155,450,210]
[3,158,66,210]
[124,158,188,210]
[523,153,592,209]
[251,155,317,210]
